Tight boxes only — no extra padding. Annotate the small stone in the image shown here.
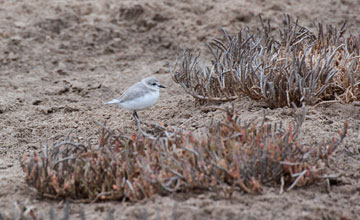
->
[32,99,42,105]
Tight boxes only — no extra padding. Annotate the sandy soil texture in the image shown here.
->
[0,0,359,219]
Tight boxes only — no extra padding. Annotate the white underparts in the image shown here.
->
[119,90,159,111]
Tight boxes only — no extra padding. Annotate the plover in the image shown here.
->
[105,76,166,123]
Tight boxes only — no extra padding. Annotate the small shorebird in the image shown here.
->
[105,76,166,123]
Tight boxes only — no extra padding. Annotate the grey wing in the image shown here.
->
[117,82,149,103]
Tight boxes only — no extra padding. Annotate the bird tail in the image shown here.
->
[105,99,120,104]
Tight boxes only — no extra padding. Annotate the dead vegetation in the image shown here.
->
[170,15,360,107]
[21,105,348,202]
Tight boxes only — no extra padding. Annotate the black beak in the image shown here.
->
[159,84,166,88]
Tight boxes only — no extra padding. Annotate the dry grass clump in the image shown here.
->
[21,106,348,202]
[170,15,360,107]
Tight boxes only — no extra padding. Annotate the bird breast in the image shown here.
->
[119,90,159,110]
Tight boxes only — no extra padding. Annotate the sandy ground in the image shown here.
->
[0,0,360,219]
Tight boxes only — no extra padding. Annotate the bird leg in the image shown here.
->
[133,111,141,125]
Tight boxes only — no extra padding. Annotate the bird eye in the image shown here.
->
[152,83,157,86]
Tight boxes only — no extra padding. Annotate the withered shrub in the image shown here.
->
[170,15,360,107]
[21,106,347,202]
